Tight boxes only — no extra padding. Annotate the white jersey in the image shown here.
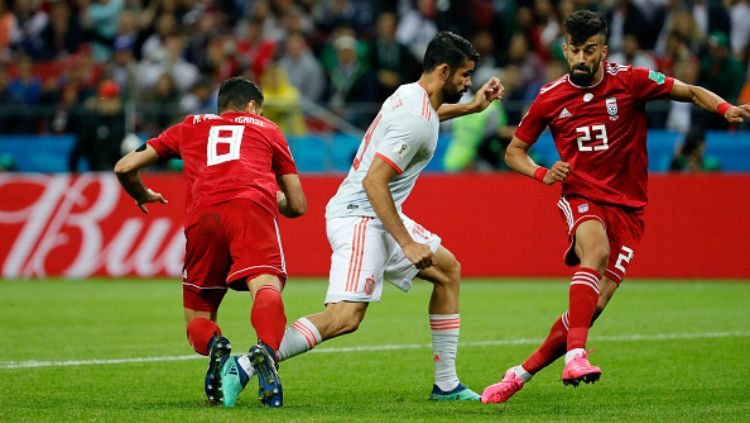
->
[326,83,439,219]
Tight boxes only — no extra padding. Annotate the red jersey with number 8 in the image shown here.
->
[515,62,674,209]
[147,111,297,218]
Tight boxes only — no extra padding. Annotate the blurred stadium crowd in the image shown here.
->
[0,0,748,170]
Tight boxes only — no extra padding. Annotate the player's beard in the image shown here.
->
[442,73,466,104]
[569,60,600,86]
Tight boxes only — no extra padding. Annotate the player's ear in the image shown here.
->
[247,100,257,114]
[438,64,450,81]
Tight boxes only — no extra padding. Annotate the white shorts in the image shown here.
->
[325,215,442,303]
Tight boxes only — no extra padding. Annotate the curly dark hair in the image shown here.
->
[422,31,480,73]
[565,10,608,45]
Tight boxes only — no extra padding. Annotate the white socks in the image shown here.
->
[277,317,322,362]
[565,348,585,364]
[514,365,533,382]
[430,314,461,392]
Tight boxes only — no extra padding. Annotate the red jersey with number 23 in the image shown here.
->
[515,62,674,209]
[147,111,298,218]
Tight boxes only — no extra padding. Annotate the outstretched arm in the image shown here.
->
[670,80,750,123]
[114,144,168,214]
[362,157,435,269]
[505,136,570,185]
[438,77,504,121]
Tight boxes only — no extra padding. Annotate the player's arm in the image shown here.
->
[276,174,307,218]
[505,136,570,185]
[114,143,168,214]
[670,80,750,123]
[362,158,435,269]
[437,77,504,121]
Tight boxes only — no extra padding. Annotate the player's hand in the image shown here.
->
[543,161,570,185]
[276,190,287,207]
[471,77,505,112]
[136,188,168,214]
[402,241,435,270]
[724,103,750,123]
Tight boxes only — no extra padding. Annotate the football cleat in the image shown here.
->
[248,343,283,407]
[220,355,254,407]
[204,335,232,404]
[481,367,525,404]
[562,350,601,387]
[429,383,481,401]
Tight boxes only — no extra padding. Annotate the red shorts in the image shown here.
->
[182,199,287,311]
[557,195,644,284]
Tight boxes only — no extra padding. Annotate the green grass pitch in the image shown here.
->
[1,279,749,422]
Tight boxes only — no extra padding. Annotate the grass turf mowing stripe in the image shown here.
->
[1,330,747,370]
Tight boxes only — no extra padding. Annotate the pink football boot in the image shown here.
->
[562,351,601,386]
[481,367,525,404]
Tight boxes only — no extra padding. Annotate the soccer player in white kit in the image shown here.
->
[220,31,504,405]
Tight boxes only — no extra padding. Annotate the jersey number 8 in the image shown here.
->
[576,124,609,152]
[207,125,245,166]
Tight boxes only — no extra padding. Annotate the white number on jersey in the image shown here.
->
[576,124,609,152]
[207,125,245,166]
[614,245,634,273]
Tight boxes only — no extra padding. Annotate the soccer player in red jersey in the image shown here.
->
[114,77,307,408]
[481,10,750,404]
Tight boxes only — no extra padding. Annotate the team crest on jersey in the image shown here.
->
[393,142,409,157]
[364,276,376,295]
[605,97,619,121]
[578,203,589,213]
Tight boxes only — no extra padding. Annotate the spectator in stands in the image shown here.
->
[108,38,138,101]
[0,64,19,132]
[608,33,657,69]
[314,0,376,35]
[666,59,700,133]
[236,18,277,80]
[656,31,693,77]
[112,9,143,61]
[728,0,750,63]
[368,12,420,102]
[36,0,81,60]
[604,0,653,54]
[141,13,179,64]
[669,127,721,172]
[68,80,125,172]
[278,31,326,102]
[184,12,218,74]
[328,34,374,126]
[0,0,20,59]
[470,31,500,96]
[259,64,307,135]
[505,33,545,101]
[203,35,240,82]
[697,31,745,128]
[7,55,40,132]
[138,34,199,93]
[179,78,216,115]
[396,0,438,61]
[140,72,179,136]
[81,0,125,61]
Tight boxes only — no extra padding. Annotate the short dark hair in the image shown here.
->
[565,10,607,45]
[217,77,264,113]
[422,31,479,73]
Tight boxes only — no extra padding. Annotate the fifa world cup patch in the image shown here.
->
[648,70,666,85]
[577,203,589,213]
[392,142,409,156]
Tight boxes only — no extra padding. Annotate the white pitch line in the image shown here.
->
[1,330,748,370]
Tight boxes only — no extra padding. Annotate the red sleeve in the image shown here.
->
[147,122,183,160]
[628,67,675,101]
[271,130,298,175]
[514,96,548,144]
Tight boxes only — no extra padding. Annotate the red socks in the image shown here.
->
[522,313,568,373]
[186,317,221,356]
[567,267,601,350]
[251,285,287,352]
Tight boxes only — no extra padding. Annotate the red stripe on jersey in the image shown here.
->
[345,221,363,292]
[375,153,404,174]
[351,218,368,292]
